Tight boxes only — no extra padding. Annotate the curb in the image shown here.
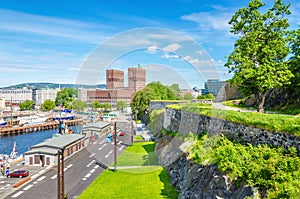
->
[13,177,31,188]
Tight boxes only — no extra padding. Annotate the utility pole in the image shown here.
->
[57,150,60,199]
[114,121,117,172]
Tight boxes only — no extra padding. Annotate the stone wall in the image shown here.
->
[156,107,300,198]
[163,108,300,151]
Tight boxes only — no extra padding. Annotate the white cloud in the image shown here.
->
[147,45,159,53]
[161,53,180,59]
[181,12,231,31]
[163,43,181,52]
[182,55,215,67]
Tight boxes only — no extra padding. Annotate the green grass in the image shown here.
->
[134,135,144,140]
[79,167,178,199]
[79,142,178,199]
[168,103,300,136]
[116,142,159,166]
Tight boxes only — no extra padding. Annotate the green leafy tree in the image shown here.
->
[197,93,215,101]
[116,100,126,111]
[19,100,34,111]
[168,84,182,100]
[131,81,177,119]
[102,103,112,111]
[72,100,87,111]
[225,0,293,112]
[41,99,55,111]
[91,101,101,109]
[288,29,300,96]
[183,93,194,100]
[55,88,77,108]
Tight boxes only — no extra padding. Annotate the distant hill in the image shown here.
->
[0,82,106,90]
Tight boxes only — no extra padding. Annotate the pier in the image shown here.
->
[0,119,84,136]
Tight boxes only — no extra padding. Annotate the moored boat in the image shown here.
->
[0,118,7,126]
[18,114,49,126]
[53,110,75,121]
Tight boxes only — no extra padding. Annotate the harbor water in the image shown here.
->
[0,125,82,156]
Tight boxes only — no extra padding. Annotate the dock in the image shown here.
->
[0,119,84,136]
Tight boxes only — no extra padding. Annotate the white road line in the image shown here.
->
[0,187,4,190]
[85,173,91,178]
[31,174,39,179]
[94,165,99,169]
[51,175,57,180]
[0,181,4,184]
[37,176,46,181]
[64,168,68,172]
[119,145,124,151]
[82,178,86,181]
[5,184,10,187]
[38,169,46,174]
[12,191,24,198]
[105,150,113,158]
[67,164,73,168]
[90,169,95,174]
[33,181,38,184]
[23,184,33,191]
[99,139,106,144]
[45,166,52,170]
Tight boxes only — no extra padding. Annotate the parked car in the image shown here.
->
[7,170,29,178]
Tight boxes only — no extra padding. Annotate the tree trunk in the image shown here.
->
[256,92,267,113]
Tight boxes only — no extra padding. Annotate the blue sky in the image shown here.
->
[0,0,299,89]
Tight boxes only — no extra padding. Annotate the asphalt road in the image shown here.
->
[1,120,133,199]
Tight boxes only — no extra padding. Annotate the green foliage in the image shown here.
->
[116,100,126,111]
[102,103,112,111]
[72,100,87,111]
[168,83,182,100]
[55,88,77,108]
[183,92,194,100]
[161,128,178,137]
[225,0,293,112]
[197,93,215,101]
[175,103,300,136]
[91,100,101,109]
[41,99,55,111]
[131,82,177,119]
[19,100,34,111]
[190,135,300,198]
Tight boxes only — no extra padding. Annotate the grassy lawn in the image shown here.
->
[169,103,300,136]
[79,142,178,199]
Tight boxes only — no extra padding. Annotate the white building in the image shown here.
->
[34,89,59,105]
[24,134,86,166]
[0,88,32,103]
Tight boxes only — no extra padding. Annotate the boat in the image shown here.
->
[0,118,7,126]
[18,114,49,126]
[53,110,75,121]
[10,141,18,159]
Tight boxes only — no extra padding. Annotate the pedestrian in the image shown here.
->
[5,168,9,177]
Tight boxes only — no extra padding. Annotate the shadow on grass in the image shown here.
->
[142,143,159,165]
[159,168,179,199]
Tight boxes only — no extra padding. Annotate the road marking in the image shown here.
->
[0,187,4,190]
[12,191,24,198]
[38,169,46,174]
[5,184,10,187]
[37,176,46,181]
[51,175,57,180]
[33,181,38,184]
[105,150,113,158]
[67,164,73,168]
[99,139,106,144]
[98,144,106,151]
[94,165,99,169]
[0,181,4,184]
[119,145,124,151]
[64,168,68,172]
[85,173,91,178]
[31,174,39,179]
[90,169,95,174]
[46,166,52,170]
[23,184,33,191]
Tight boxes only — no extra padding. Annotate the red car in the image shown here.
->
[7,170,29,178]
[118,132,125,136]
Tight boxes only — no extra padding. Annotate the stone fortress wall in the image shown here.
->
[153,104,300,198]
